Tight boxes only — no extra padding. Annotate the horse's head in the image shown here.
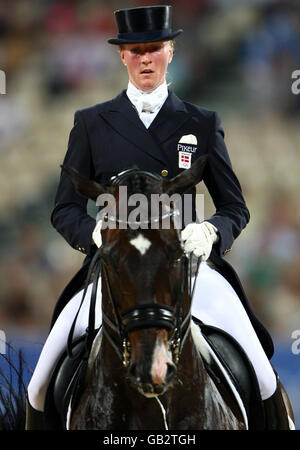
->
[63,155,207,397]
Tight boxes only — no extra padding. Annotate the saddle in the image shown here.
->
[44,321,265,430]
[44,333,95,430]
[192,317,265,429]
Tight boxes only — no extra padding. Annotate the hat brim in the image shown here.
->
[107,29,183,45]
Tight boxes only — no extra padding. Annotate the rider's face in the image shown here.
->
[119,41,173,92]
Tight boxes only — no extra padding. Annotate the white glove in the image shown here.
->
[181,221,219,260]
[92,219,103,248]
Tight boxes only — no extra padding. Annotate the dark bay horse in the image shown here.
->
[62,155,247,430]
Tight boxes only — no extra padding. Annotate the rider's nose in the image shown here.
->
[141,52,152,63]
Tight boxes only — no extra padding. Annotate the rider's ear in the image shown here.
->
[163,154,208,196]
[61,165,110,201]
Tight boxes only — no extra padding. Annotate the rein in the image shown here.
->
[66,247,103,360]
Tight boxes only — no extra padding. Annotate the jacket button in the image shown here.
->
[161,169,168,177]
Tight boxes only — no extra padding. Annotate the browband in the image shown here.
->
[110,168,163,186]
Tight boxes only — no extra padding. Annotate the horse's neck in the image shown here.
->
[180,331,207,378]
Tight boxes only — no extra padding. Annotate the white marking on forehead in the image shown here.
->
[129,233,151,255]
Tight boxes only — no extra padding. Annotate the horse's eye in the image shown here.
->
[171,245,184,262]
[169,253,183,269]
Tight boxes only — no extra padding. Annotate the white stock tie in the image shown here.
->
[127,81,168,128]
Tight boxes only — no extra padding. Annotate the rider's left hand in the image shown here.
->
[181,221,219,260]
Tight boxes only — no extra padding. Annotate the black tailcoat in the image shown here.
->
[50,90,274,358]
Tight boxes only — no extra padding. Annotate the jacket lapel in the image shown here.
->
[149,91,191,143]
[98,90,191,166]
[98,90,167,165]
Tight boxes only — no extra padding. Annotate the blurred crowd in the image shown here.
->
[1,0,300,108]
[0,0,299,345]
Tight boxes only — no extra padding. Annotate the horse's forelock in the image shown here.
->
[126,173,161,196]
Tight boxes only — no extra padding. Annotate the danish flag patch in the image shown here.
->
[178,151,192,169]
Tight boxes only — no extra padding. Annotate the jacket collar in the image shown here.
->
[98,90,191,166]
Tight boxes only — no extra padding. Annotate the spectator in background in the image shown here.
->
[241,2,300,115]
[0,223,57,332]
[0,259,34,329]
[245,191,300,336]
[43,1,118,97]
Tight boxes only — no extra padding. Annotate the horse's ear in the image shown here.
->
[61,165,107,201]
[164,154,208,195]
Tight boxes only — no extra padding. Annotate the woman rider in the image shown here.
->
[26,5,291,429]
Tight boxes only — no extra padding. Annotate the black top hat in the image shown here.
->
[107,5,183,45]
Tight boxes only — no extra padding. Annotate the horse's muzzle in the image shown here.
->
[128,359,177,397]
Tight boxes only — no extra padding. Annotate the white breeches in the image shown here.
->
[27,262,277,411]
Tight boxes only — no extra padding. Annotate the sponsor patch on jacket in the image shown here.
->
[178,134,197,169]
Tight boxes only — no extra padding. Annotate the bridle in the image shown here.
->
[100,249,195,368]
[67,168,201,369]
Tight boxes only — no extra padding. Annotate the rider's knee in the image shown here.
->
[27,378,47,412]
[258,368,277,400]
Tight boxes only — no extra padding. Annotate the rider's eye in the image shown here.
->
[130,45,162,55]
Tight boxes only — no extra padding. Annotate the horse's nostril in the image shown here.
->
[129,361,137,378]
[144,383,154,393]
[166,363,176,382]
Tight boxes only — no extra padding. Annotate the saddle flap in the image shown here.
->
[192,317,265,430]
[44,336,89,430]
